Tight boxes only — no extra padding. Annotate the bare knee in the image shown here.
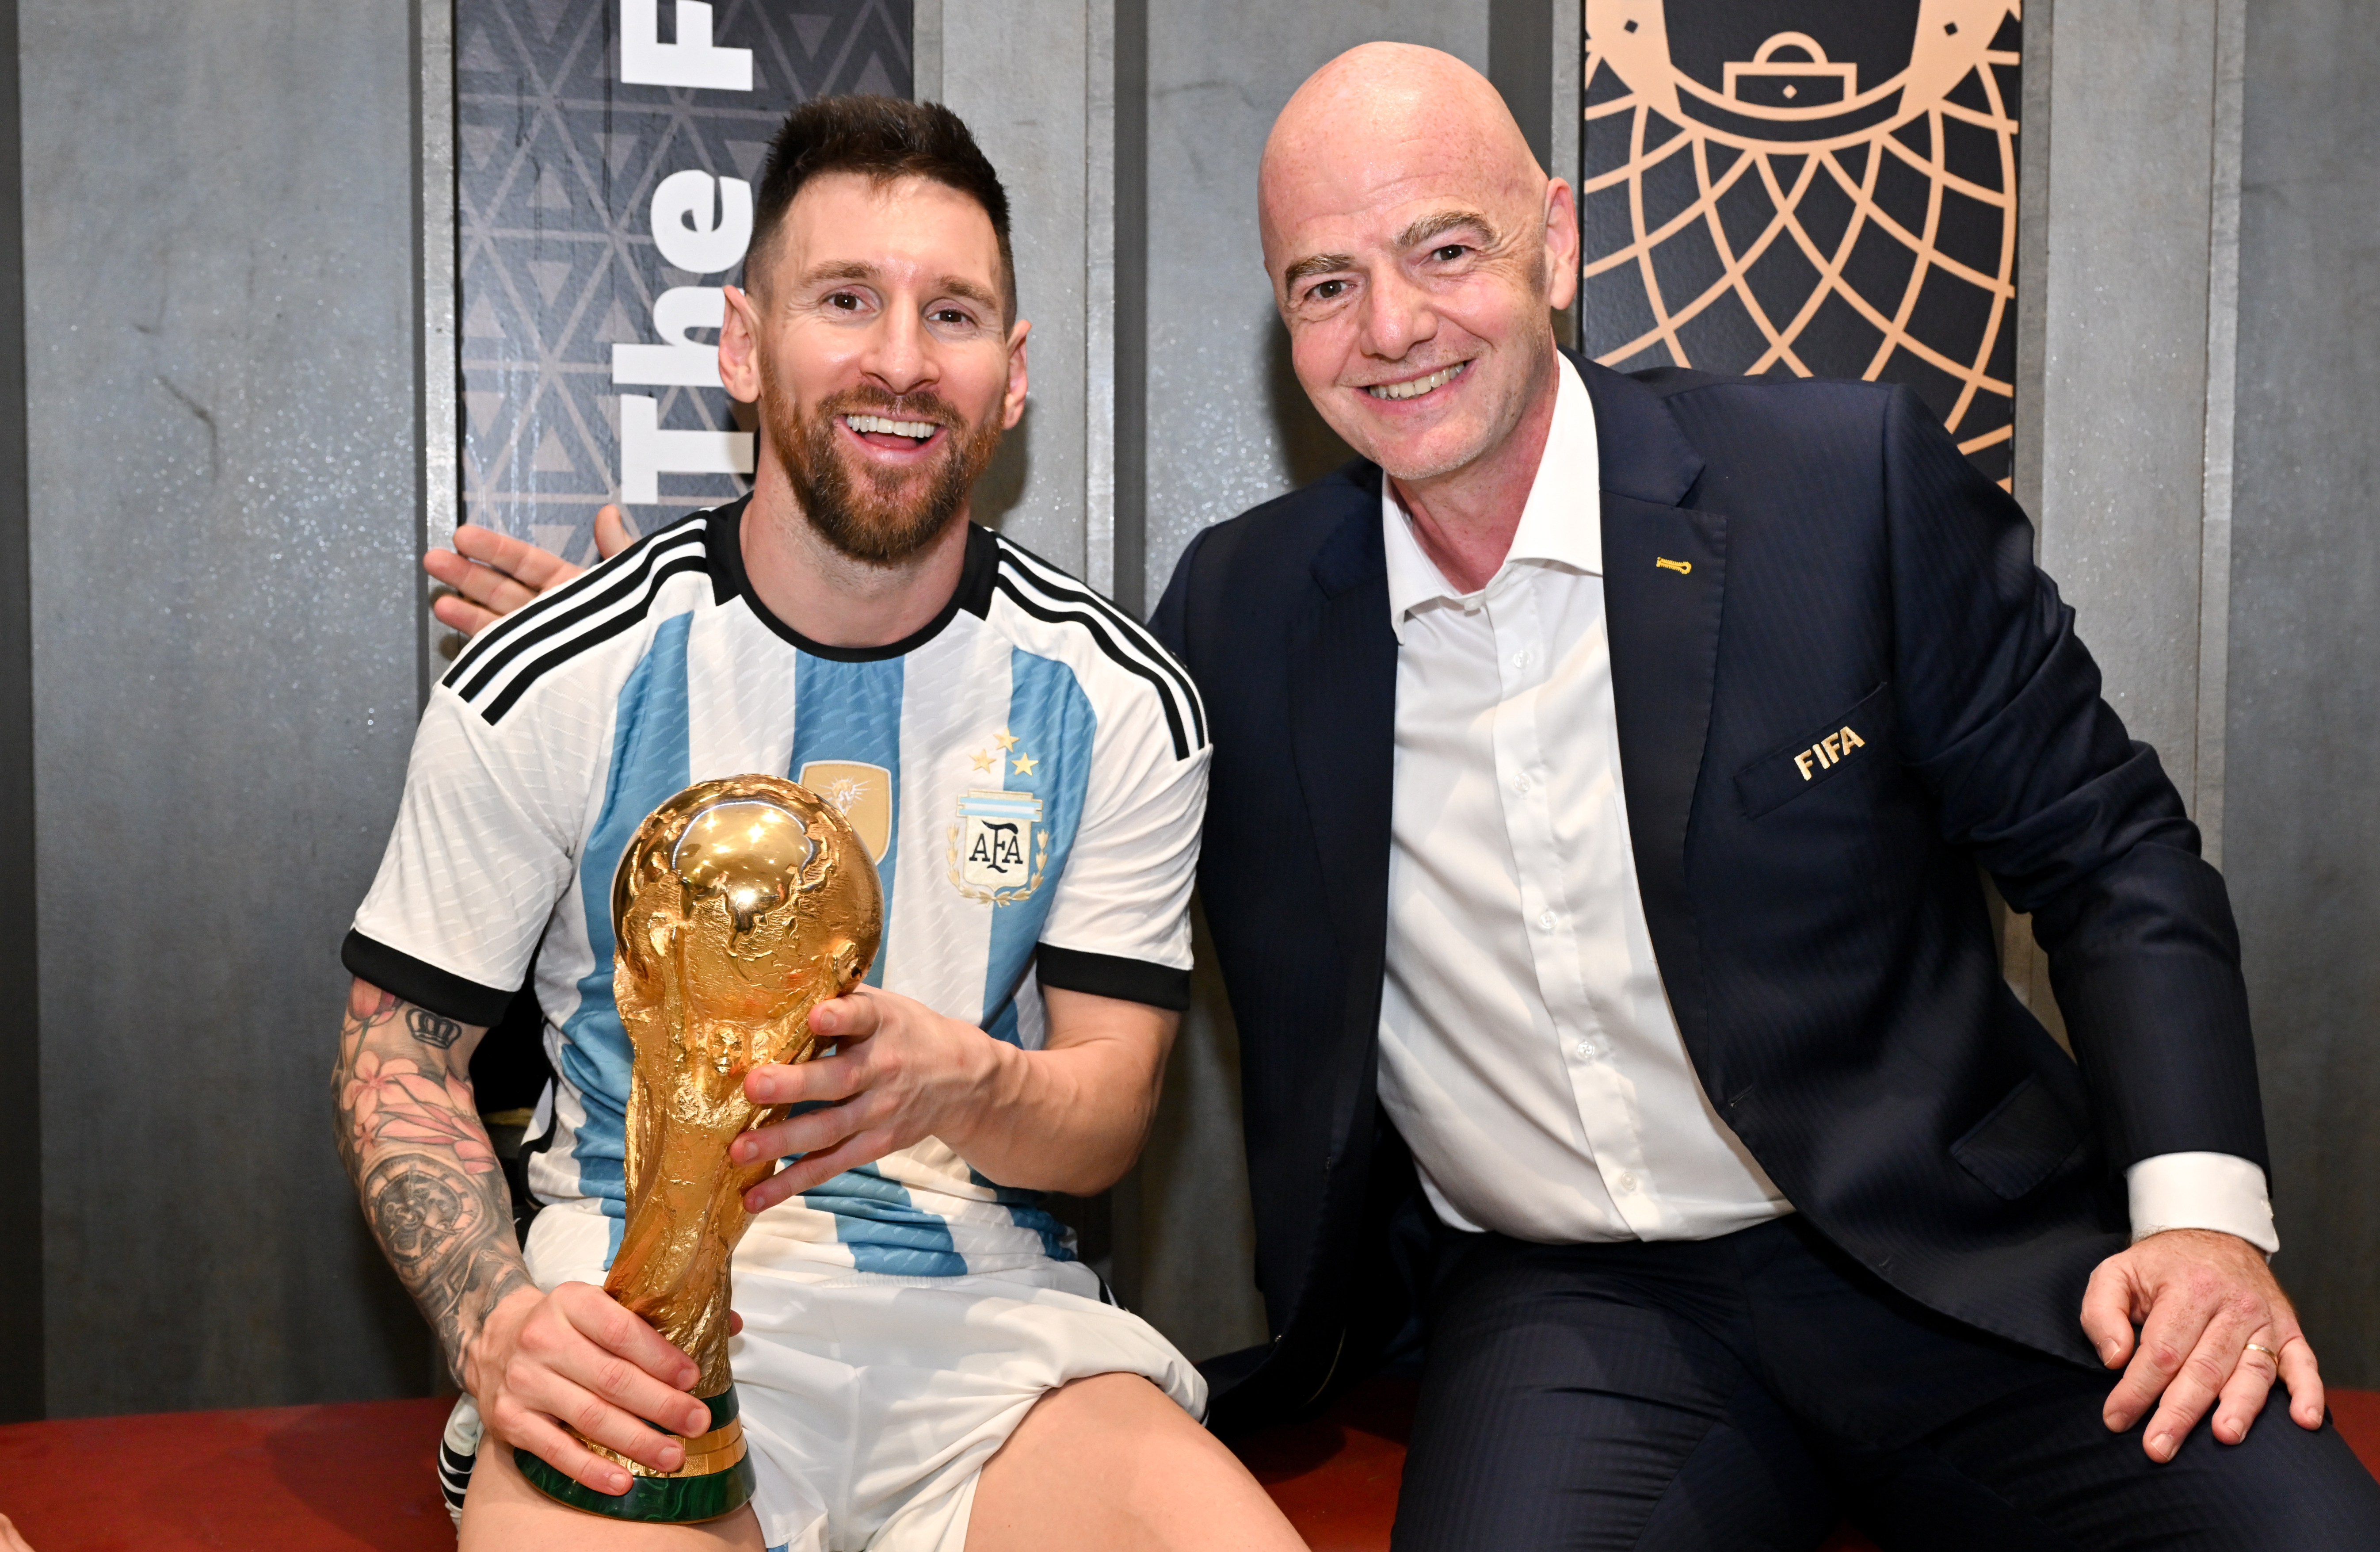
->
[971,1373,1305,1552]
[1016,1372,1178,1445]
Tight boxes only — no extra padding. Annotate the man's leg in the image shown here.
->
[457,1430,768,1552]
[1734,1221,2380,1552]
[1389,1233,1840,1552]
[965,1372,1306,1552]
[1840,1367,2380,1552]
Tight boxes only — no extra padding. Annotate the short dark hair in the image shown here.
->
[747,95,1015,321]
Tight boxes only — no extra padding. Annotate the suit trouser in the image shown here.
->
[1389,1217,2380,1551]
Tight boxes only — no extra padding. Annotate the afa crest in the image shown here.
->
[948,789,1047,905]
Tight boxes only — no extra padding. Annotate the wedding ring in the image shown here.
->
[2244,1343,2280,1362]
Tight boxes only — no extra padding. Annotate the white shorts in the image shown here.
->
[449,1201,1207,1552]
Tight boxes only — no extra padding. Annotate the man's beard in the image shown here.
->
[764,370,1004,567]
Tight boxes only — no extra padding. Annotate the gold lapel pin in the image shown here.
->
[1655,557,1692,575]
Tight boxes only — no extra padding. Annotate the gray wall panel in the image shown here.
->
[2031,1,2220,797]
[1140,1,1488,607]
[0,0,39,1427]
[932,0,1101,580]
[24,0,428,1411]
[2226,0,2380,1388]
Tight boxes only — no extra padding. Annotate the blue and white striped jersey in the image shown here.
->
[346,500,1209,1276]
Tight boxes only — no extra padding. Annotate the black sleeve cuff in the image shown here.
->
[1035,944,1193,1012]
[341,930,517,1028]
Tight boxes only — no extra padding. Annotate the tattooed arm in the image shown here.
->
[331,981,523,1362]
[332,977,711,1495]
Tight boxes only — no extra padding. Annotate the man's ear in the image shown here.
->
[1001,318,1032,432]
[1542,178,1580,313]
[720,283,764,402]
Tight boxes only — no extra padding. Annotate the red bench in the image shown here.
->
[4,1385,2376,1549]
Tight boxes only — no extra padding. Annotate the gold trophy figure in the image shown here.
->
[516,774,882,1523]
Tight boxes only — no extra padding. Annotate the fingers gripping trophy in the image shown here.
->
[516,774,882,1522]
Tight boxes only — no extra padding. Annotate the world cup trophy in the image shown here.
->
[516,773,883,1522]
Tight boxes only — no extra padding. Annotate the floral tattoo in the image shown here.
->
[333,978,526,1384]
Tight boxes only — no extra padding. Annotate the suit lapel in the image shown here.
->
[1288,476,1398,978]
[1583,359,1727,1040]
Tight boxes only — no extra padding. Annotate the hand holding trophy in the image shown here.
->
[516,773,882,1522]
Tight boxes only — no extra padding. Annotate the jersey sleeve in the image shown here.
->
[343,683,589,1026]
[1034,677,1209,1012]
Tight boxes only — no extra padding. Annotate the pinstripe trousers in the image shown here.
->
[1389,1218,2380,1551]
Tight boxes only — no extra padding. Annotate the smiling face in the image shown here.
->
[722,172,1028,566]
[1260,45,1579,485]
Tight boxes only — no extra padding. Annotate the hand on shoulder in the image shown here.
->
[423,504,635,638]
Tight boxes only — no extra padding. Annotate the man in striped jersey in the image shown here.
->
[335,96,1303,1552]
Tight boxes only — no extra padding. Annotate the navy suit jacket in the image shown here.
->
[1150,354,2268,1434]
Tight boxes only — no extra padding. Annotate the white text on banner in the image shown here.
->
[618,394,753,504]
[621,0,751,90]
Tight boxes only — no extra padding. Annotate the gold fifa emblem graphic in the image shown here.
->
[798,760,892,862]
[1582,1,2023,488]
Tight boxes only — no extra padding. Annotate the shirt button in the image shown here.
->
[1615,1172,1639,1194]
[1511,651,1529,668]
[1537,910,1556,929]
[1513,777,1530,793]
[1573,1038,1593,1059]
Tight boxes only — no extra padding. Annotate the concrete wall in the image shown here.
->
[2226,0,2380,1388]
[1998,0,2240,1028]
[0,0,37,1429]
[20,1,430,1411]
[2027,0,2235,821]
[917,0,1114,588]
[1137,3,1490,608]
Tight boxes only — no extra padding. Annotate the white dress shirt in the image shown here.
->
[1375,356,2279,1254]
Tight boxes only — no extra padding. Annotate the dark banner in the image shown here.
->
[454,0,912,561]
[1579,1,2022,485]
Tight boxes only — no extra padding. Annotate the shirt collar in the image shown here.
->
[1381,354,1603,640]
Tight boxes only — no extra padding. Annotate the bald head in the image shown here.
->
[1256,43,1578,489]
[1260,44,1543,255]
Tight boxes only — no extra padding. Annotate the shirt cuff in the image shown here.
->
[341,929,516,1028]
[1034,944,1192,1011]
[2126,1151,2278,1254]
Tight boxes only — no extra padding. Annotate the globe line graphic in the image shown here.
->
[1581,1,2025,485]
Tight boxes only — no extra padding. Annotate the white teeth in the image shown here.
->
[1366,362,1467,401]
[844,414,938,440]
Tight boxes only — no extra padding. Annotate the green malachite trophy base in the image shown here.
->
[515,1384,754,1524]
[515,1448,757,1524]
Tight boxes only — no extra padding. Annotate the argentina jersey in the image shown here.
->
[345,497,1209,1278]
